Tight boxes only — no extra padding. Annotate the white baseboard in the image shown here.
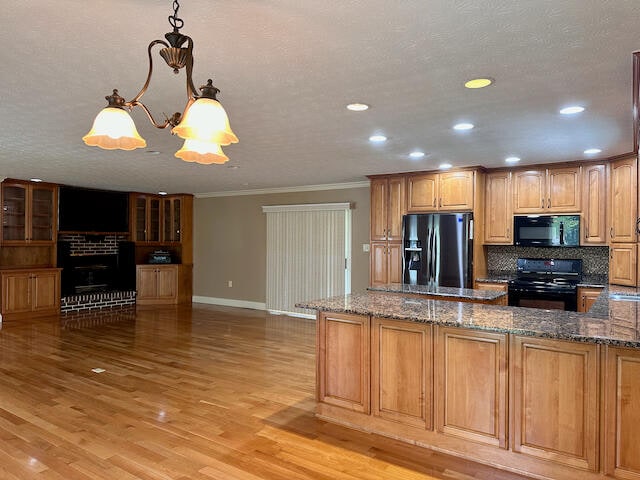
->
[267,309,316,319]
[192,296,266,310]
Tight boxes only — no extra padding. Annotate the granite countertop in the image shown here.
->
[297,288,640,348]
[367,283,505,301]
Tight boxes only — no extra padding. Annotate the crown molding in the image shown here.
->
[195,181,370,198]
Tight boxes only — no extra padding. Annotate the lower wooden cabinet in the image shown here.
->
[577,286,604,312]
[511,336,599,471]
[372,318,432,429]
[0,268,61,318]
[436,327,508,448]
[605,346,640,479]
[317,312,370,413]
[136,264,192,305]
[609,244,637,286]
[370,241,402,285]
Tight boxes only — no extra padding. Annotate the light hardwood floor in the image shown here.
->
[0,304,532,479]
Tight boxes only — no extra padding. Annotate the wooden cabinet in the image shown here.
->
[436,327,508,448]
[513,167,580,213]
[131,194,162,243]
[610,243,637,286]
[604,346,640,479]
[581,163,607,245]
[1,180,56,244]
[577,286,604,312]
[474,281,508,305]
[317,312,370,413]
[407,170,474,212]
[0,268,60,318]
[162,196,182,243]
[609,156,637,243]
[370,176,405,241]
[372,318,432,429]
[483,171,512,244]
[136,265,180,304]
[511,336,599,471]
[370,241,402,286]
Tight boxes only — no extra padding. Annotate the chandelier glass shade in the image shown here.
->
[82,0,237,164]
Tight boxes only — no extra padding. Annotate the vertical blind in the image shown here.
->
[263,203,351,316]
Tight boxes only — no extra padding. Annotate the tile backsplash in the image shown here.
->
[486,245,609,275]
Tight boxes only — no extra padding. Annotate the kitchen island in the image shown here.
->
[298,289,640,480]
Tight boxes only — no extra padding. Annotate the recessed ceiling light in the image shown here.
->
[227,165,239,169]
[439,163,452,170]
[158,191,168,195]
[369,134,387,142]
[146,150,161,155]
[464,78,493,89]
[347,103,369,111]
[584,148,602,155]
[453,123,474,131]
[505,156,521,164]
[559,106,585,115]
[409,151,425,159]
[30,178,42,182]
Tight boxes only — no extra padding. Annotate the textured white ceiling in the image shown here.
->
[1,0,639,194]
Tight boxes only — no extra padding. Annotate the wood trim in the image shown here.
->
[633,51,639,154]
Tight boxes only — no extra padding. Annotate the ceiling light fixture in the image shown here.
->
[505,156,521,164]
[346,103,369,111]
[584,148,602,155]
[82,0,237,165]
[560,106,585,115]
[464,78,493,89]
[453,123,474,131]
[439,163,452,170]
[369,135,387,142]
[409,151,425,159]
[29,178,43,183]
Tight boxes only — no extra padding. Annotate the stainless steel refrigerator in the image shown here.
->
[402,213,473,288]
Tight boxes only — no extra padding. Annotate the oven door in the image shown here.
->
[508,285,578,311]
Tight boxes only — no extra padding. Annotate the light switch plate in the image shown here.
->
[363,243,370,252]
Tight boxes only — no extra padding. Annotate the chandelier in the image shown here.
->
[82,0,238,165]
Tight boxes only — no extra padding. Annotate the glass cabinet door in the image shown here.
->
[162,197,182,242]
[135,196,147,241]
[2,184,27,241]
[30,187,54,241]
[149,198,160,242]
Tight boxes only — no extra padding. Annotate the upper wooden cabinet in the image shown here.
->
[610,243,637,286]
[512,166,580,213]
[370,176,405,241]
[609,156,637,243]
[483,171,512,244]
[581,163,607,245]
[1,180,57,244]
[407,170,474,212]
[131,193,162,243]
[370,241,402,286]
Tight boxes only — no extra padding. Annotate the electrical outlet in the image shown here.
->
[227,280,233,287]
[363,243,370,252]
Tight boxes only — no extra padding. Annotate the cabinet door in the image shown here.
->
[372,318,432,429]
[581,164,607,244]
[484,171,512,244]
[386,177,405,240]
[513,169,546,213]
[156,266,178,300]
[370,242,388,286]
[317,312,370,413]
[161,197,182,243]
[148,198,161,242]
[605,346,640,479]
[577,286,603,313]
[511,336,599,471]
[29,185,55,242]
[610,243,637,286]
[136,266,159,300]
[436,327,508,448]
[134,196,148,242]
[31,271,60,312]
[609,157,637,243]
[407,174,438,212]
[547,166,580,212]
[1,272,31,314]
[438,170,474,211]
[370,178,388,241]
[387,242,402,284]
[475,282,508,305]
[1,183,27,242]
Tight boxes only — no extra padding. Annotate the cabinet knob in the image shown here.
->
[610,227,614,239]
[541,199,544,209]
[547,198,550,208]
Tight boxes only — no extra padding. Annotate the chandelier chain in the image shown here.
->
[168,0,184,31]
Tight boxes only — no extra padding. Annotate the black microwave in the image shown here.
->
[514,215,580,247]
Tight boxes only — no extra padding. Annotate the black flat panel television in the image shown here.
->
[58,186,129,233]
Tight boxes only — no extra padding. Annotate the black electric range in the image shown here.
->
[508,258,583,311]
